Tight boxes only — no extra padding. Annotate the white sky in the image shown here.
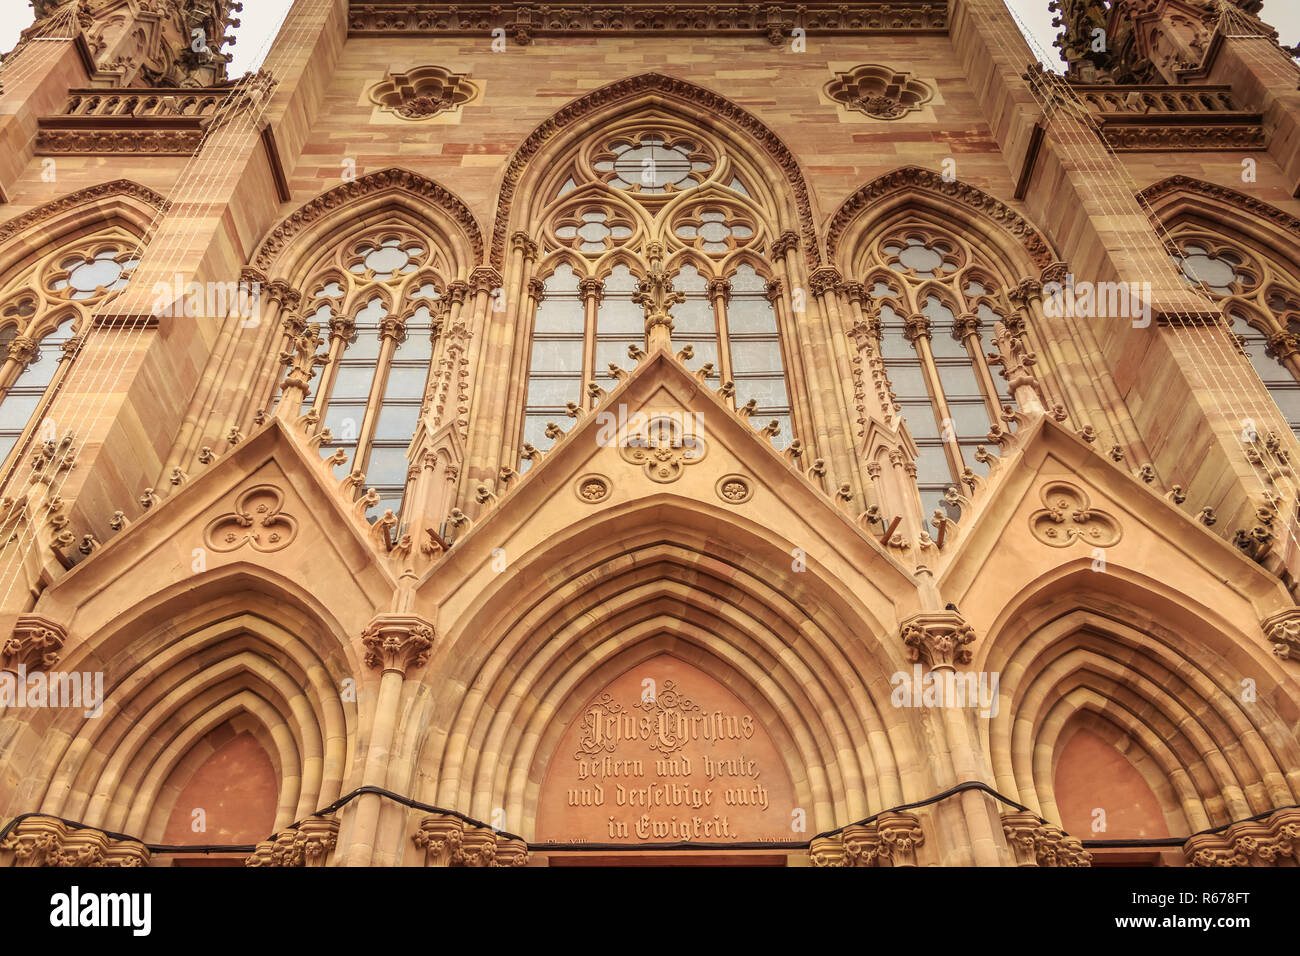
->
[0,1,1297,81]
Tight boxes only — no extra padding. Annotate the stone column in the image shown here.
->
[339,615,434,865]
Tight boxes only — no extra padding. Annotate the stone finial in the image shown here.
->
[361,615,435,674]
[899,609,976,671]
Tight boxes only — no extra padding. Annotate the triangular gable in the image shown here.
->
[32,417,398,646]
[417,349,919,611]
[935,415,1292,638]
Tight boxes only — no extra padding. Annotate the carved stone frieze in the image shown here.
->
[1001,811,1092,867]
[1184,807,1300,867]
[245,817,340,867]
[412,813,529,867]
[0,816,149,868]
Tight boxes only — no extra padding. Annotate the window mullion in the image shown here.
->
[354,328,401,475]
[907,316,962,483]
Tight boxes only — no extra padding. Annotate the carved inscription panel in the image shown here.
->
[535,655,798,844]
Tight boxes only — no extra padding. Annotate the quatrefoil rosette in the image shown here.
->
[203,484,299,553]
[1029,481,1121,548]
[618,416,707,483]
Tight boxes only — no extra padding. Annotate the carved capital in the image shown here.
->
[1262,608,1300,661]
[3,615,67,673]
[808,267,842,298]
[578,277,604,303]
[7,335,38,366]
[510,231,540,261]
[903,313,931,343]
[245,816,339,867]
[1001,811,1091,867]
[1008,277,1043,310]
[446,280,471,306]
[808,834,847,867]
[770,231,800,258]
[361,614,435,675]
[899,610,976,671]
[1185,808,1300,867]
[471,267,503,295]
[0,816,148,868]
[875,811,926,867]
[413,813,464,866]
[707,277,732,303]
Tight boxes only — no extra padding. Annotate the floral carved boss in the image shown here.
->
[203,485,299,553]
[1029,481,1121,548]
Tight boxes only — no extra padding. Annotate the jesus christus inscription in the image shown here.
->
[568,680,772,840]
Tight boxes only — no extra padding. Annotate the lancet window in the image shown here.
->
[520,118,794,468]
[0,236,140,470]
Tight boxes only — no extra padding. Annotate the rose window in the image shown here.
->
[674,210,754,253]
[349,238,424,278]
[555,210,633,254]
[49,249,138,300]
[595,135,710,193]
[1173,245,1245,296]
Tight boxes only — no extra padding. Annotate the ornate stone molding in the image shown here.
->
[361,614,436,674]
[1184,808,1300,867]
[3,615,67,674]
[487,72,821,272]
[250,168,484,272]
[0,180,167,246]
[899,610,976,671]
[0,816,149,868]
[412,813,529,867]
[1137,175,1300,239]
[348,3,949,45]
[1261,608,1300,660]
[36,128,206,155]
[1001,811,1092,867]
[825,166,1055,270]
[1100,122,1265,151]
[245,817,340,867]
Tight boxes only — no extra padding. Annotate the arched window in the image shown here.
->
[1169,236,1300,440]
[519,117,796,465]
[297,229,449,518]
[0,236,140,474]
[865,230,1013,517]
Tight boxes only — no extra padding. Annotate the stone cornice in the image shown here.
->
[347,3,949,44]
